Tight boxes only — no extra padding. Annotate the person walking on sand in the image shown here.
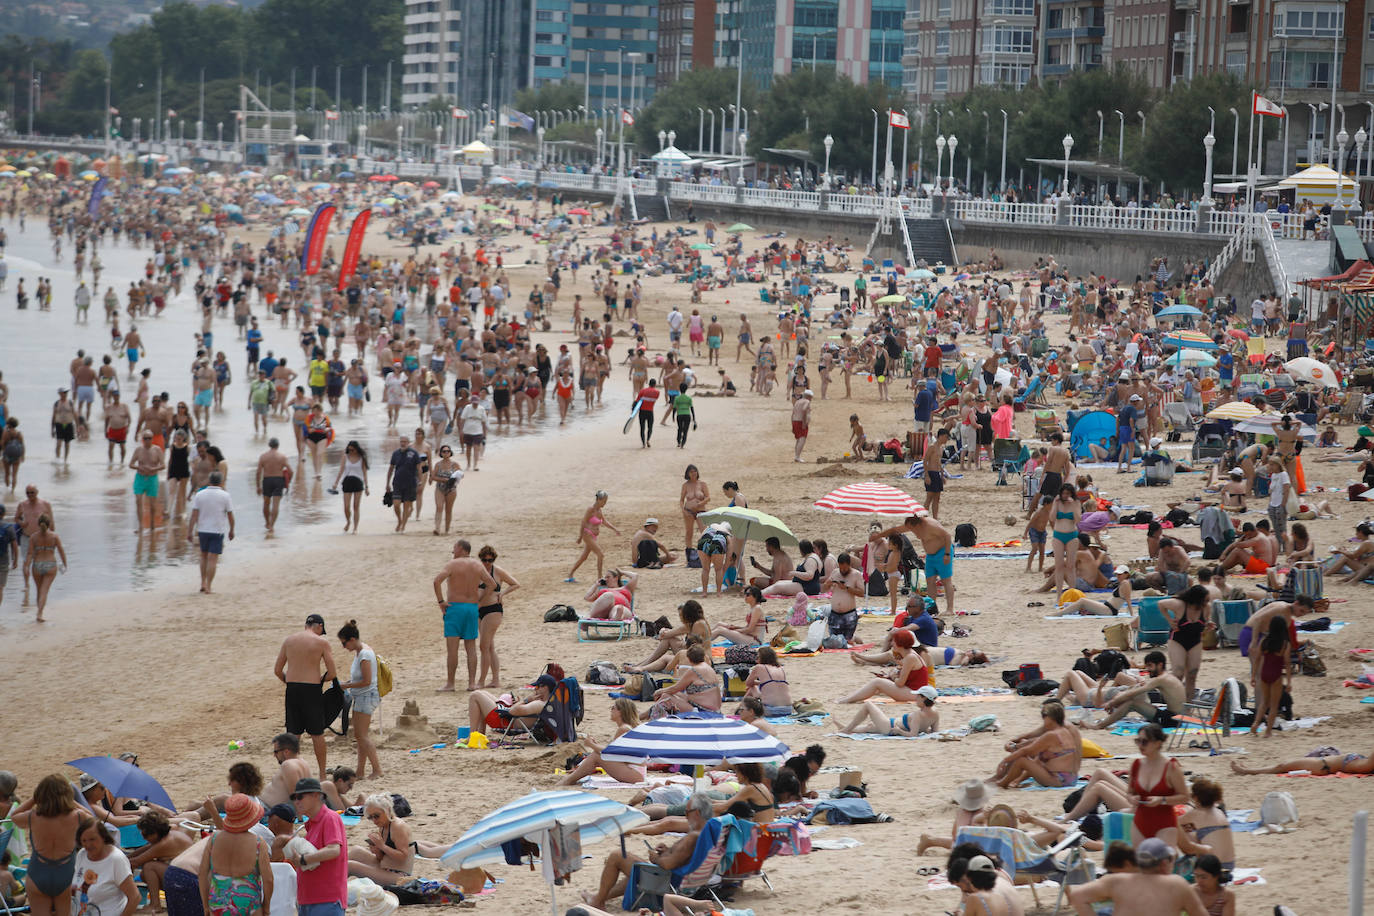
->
[273,614,337,776]
[568,490,619,582]
[386,434,422,533]
[104,390,131,465]
[256,439,292,535]
[432,539,498,692]
[792,389,812,462]
[187,472,234,594]
[130,429,166,535]
[923,428,949,518]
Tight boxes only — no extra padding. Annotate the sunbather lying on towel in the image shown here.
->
[839,690,939,736]
[1230,747,1374,776]
[1084,652,1186,730]
[1056,666,1145,707]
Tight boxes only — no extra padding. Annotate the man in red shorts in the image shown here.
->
[792,389,812,462]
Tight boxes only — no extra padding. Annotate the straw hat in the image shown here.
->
[350,879,399,916]
[985,804,1017,828]
[952,779,994,811]
[222,794,263,833]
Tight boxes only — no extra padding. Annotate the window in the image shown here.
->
[1225,50,1246,75]
[934,65,949,90]
[985,25,1032,54]
[986,0,1033,14]
[1270,49,1340,88]
[935,27,950,54]
[1046,9,1061,28]
[904,31,921,54]
[871,9,903,29]
[937,0,951,15]
[1366,64,1374,90]
[906,0,921,17]
[1277,6,1343,36]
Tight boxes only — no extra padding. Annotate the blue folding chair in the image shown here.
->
[1137,597,1170,647]
[1211,599,1255,648]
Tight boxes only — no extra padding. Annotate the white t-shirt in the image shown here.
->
[350,646,378,689]
[460,403,488,436]
[667,310,684,332]
[74,847,133,916]
[190,486,234,535]
[1269,470,1290,508]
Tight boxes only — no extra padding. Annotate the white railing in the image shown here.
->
[1203,229,1244,285]
[954,199,1054,224]
[1256,219,1290,295]
[826,193,887,216]
[902,197,934,219]
[671,183,737,204]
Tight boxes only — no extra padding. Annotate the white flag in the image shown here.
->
[1252,92,1284,118]
[889,111,910,129]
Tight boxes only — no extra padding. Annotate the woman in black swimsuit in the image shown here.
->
[476,545,521,689]
[166,428,191,517]
[1158,584,1214,700]
[346,793,413,882]
[974,395,994,454]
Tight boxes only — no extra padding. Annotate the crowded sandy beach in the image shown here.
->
[0,154,1370,916]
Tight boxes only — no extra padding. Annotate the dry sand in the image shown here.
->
[2,195,1370,914]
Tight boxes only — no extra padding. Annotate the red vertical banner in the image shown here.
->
[301,203,335,276]
[335,208,371,291]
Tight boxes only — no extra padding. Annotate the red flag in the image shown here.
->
[451,107,468,119]
[1252,92,1284,118]
[889,111,910,129]
[336,209,371,291]
[325,109,339,121]
[301,203,336,276]
[621,109,635,126]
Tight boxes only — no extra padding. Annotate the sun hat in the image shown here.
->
[966,854,999,873]
[915,685,938,702]
[76,773,101,793]
[350,879,400,916]
[1129,394,1143,401]
[290,777,324,800]
[803,389,814,397]
[1135,837,1176,867]
[283,835,319,869]
[1149,436,1163,447]
[645,517,659,526]
[952,778,994,811]
[222,794,263,833]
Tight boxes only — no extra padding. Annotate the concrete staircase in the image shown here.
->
[635,194,670,223]
[905,218,956,267]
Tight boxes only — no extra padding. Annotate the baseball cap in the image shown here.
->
[803,389,814,397]
[533,674,559,691]
[1129,394,1143,401]
[305,613,325,627]
[1114,564,1130,575]
[290,777,323,800]
[966,854,998,873]
[1229,467,1245,477]
[1135,837,1176,867]
[1149,436,1162,447]
[267,802,298,823]
[645,517,659,526]
[915,685,938,702]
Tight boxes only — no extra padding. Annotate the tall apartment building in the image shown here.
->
[903,0,1037,102]
[659,0,718,86]
[402,0,657,114]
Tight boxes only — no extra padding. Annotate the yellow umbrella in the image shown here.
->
[0,165,14,172]
[1205,401,1261,421]
[15,169,32,177]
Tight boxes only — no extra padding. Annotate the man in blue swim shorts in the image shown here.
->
[433,538,498,692]
[869,509,957,616]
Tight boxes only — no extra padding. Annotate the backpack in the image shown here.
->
[389,793,413,818]
[1299,643,1326,677]
[1017,678,1059,696]
[1258,791,1298,831]
[897,535,923,575]
[544,604,578,623]
[1094,650,1130,679]
[585,661,623,686]
[954,524,978,548]
[376,655,394,698]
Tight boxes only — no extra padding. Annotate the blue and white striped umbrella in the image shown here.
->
[600,712,790,766]
[439,790,647,868]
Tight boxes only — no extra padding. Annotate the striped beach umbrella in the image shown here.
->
[440,790,647,868]
[601,712,790,766]
[1155,304,1202,319]
[1162,330,1219,351]
[814,481,924,516]
[1206,401,1261,421]
[1163,348,1216,368]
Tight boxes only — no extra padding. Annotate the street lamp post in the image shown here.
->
[947,134,959,195]
[1336,126,1350,208]
[935,135,946,194]
[658,129,666,152]
[823,133,834,188]
[595,126,604,168]
[902,110,912,194]
[999,109,1008,194]
[1356,128,1368,199]
[871,109,879,188]
[1136,111,1146,202]
[1062,133,1074,194]
[1229,107,1240,175]
[1203,132,1216,204]
[537,126,545,167]
[1114,109,1124,200]
[737,132,748,184]
[707,109,714,155]
[216,121,223,146]
[697,107,704,152]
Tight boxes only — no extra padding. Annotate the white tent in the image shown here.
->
[1271,164,1357,204]
[651,144,693,177]
[460,140,494,163]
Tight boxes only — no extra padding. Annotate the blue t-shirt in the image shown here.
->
[0,522,16,563]
[913,387,935,422]
[246,328,263,351]
[1118,404,1138,429]
[259,356,279,377]
[908,610,940,647]
[1218,351,1233,379]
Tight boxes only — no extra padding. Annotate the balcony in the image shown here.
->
[1041,62,1102,75]
[1044,26,1105,39]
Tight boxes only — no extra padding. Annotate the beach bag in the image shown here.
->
[639,615,672,637]
[1016,678,1058,696]
[386,877,462,906]
[1284,482,1300,517]
[389,794,413,818]
[954,523,978,548]
[685,547,702,569]
[805,618,828,651]
[1094,650,1131,679]
[968,714,999,733]
[321,678,350,736]
[376,656,394,698]
[544,604,578,622]
[1103,622,1132,650]
[898,535,923,575]
[1299,643,1326,677]
[866,568,888,596]
[1258,791,1298,830]
[724,646,758,666]
[770,624,797,647]
[586,661,623,686]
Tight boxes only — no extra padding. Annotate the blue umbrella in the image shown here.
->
[66,757,176,809]
[440,790,647,916]
[539,180,558,189]
[221,203,243,213]
[601,711,789,766]
[1156,304,1203,319]
[337,171,355,179]
[153,186,182,195]
[515,180,533,188]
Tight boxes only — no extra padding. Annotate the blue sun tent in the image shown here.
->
[1069,410,1118,459]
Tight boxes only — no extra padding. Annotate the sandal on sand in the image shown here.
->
[1027,601,1045,607]
[917,867,939,876]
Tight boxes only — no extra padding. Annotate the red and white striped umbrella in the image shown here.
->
[813,482,924,516]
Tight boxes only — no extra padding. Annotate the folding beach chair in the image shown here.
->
[1210,599,1255,648]
[1167,687,1229,753]
[954,826,1095,915]
[577,617,634,641]
[499,677,580,744]
[624,818,725,911]
[991,438,1026,486]
[1136,597,1171,647]
[706,820,781,907]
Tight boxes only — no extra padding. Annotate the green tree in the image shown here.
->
[60,49,109,112]
[514,81,586,116]
[1137,73,1250,195]
[629,68,755,154]
[749,68,906,177]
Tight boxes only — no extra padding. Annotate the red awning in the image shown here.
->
[1301,259,1371,289]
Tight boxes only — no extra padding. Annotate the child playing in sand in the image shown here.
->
[1025,499,1051,572]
